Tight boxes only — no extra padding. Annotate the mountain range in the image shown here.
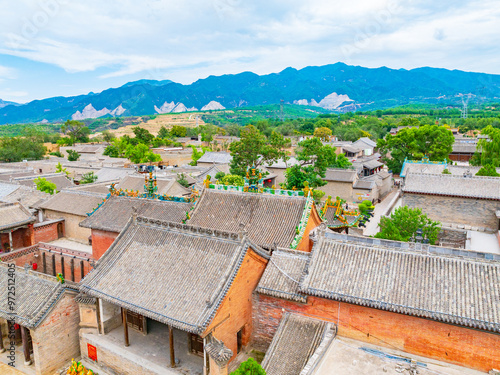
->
[1,62,500,125]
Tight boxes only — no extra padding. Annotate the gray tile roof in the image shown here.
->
[341,144,363,153]
[0,182,20,199]
[353,179,375,190]
[452,143,478,153]
[39,190,108,216]
[353,137,377,149]
[403,172,500,199]
[0,202,35,230]
[80,217,268,334]
[1,184,50,208]
[266,157,300,169]
[256,249,309,302]
[0,263,78,328]
[13,173,74,190]
[197,151,233,164]
[94,167,136,182]
[362,159,383,170]
[299,232,500,333]
[116,175,191,196]
[188,189,308,249]
[262,313,332,375]
[324,169,357,182]
[80,195,193,233]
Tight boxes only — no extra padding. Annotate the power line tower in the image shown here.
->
[461,94,471,119]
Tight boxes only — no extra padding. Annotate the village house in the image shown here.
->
[12,172,74,191]
[80,195,194,259]
[0,202,35,252]
[116,175,191,197]
[0,263,80,375]
[196,151,233,169]
[322,168,392,204]
[38,190,108,244]
[78,217,269,375]
[402,172,500,232]
[188,188,323,252]
[252,228,500,373]
[264,157,300,186]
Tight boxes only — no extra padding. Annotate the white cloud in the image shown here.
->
[0,0,499,92]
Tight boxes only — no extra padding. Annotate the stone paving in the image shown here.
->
[363,189,400,236]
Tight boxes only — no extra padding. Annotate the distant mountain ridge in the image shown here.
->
[1,63,500,125]
[0,99,19,109]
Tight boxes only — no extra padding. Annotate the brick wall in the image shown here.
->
[0,227,33,251]
[40,251,92,282]
[0,246,39,267]
[252,293,500,373]
[203,249,268,363]
[91,230,119,260]
[323,181,353,203]
[44,210,91,243]
[403,193,500,232]
[31,292,81,375]
[34,221,63,243]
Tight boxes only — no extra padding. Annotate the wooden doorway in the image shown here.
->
[237,329,243,354]
[189,333,204,357]
[57,223,64,238]
[126,311,147,333]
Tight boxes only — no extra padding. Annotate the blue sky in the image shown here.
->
[0,0,499,103]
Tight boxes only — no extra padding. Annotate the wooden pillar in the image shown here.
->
[0,323,5,353]
[95,298,103,335]
[122,308,129,347]
[8,231,13,251]
[169,325,175,368]
[42,252,46,274]
[70,258,75,282]
[61,256,65,278]
[20,326,31,365]
[51,254,56,276]
[80,260,84,281]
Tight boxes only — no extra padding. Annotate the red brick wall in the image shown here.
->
[203,249,268,362]
[91,229,119,260]
[0,246,40,267]
[0,228,33,251]
[34,221,63,244]
[41,251,92,282]
[252,293,500,372]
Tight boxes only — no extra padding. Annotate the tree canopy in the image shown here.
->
[475,164,500,177]
[375,206,441,245]
[229,125,290,176]
[35,177,57,195]
[0,132,47,162]
[61,120,90,143]
[230,358,266,375]
[472,126,500,166]
[377,124,454,174]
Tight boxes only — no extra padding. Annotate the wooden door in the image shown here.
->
[189,334,204,356]
[126,311,146,333]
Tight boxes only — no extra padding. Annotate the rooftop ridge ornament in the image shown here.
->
[321,196,368,230]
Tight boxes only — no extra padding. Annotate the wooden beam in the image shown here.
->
[61,256,65,278]
[42,252,46,274]
[70,258,75,281]
[169,325,175,368]
[20,326,31,365]
[122,308,129,347]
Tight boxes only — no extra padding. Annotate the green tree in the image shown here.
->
[221,174,245,186]
[176,173,190,188]
[35,177,57,195]
[215,171,226,181]
[158,126,170,139]
[375,206,441,245]
[67,150,80,161]
[0,136,47,162]
[229,126,290,176]
[377,125,454,174]
[56,162,69,176]
[80,171,98,184]
[125,144,161,164]
[132,127,154,144]
[283,137,337,189]
[230,357,266,375]
[171,125,187,137]
[101,130,116,142]
[61,120,90,143]
[330,153,351,169]
[476,164,500,177]
[313,127,333,141]
[190,145,210,166]
[475,126,500,166]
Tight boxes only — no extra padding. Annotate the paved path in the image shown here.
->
[363,189,400,237]
[0,363,27,375]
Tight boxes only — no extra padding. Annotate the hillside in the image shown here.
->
[1,63,500,125]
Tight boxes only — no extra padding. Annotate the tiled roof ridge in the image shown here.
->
[60,189,108,198]
[136,215,241,242]
[274,247,311,259]
[204,187,307,200]
[406,171,500,181]
[325,233,500,263]
[13,172,68,181]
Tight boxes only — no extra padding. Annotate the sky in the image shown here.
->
[0,0,499,103]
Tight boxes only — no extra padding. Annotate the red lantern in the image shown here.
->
[32,263,38,271]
